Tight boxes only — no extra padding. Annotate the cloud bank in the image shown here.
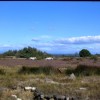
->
[55,35,100,44]
[1,35,100,54]
[31,35,100,54]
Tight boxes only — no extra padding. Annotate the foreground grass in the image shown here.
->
[0,66,100,100]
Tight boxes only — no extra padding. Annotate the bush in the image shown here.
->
[18,66,58,75]
[65,64,100,76]
[90,55,98,62]
[0,69,6,75]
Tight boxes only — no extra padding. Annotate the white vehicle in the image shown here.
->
[29,57,37,60]
[45,57,53,60]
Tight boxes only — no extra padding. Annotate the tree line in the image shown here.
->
[0,46,51,59]
[0,47,99,59]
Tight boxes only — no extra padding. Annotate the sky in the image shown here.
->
[0,1,100,54]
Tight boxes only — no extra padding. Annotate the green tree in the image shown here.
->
[79,49,91,57]
[3,50,18,56]
[2,46,51,59]
[15,46,50,59]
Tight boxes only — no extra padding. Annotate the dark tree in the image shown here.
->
[3,50,18,56]
[1,46,52,59]
[79,49,91,57]
[15,46,50,59]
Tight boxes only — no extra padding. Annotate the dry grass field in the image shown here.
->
[0,57,100,67]
[0,57,100,100]
[0,59,68,67]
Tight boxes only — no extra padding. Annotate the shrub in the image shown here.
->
[0,69,6,75]
[18,66,58,75]
[65,64,100,76]
[90,55,98,62]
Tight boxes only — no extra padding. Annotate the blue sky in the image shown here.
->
[0,1,100,54]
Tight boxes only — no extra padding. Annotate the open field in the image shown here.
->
[0,58,100,100]
[0,59,68,68]
[0,57,100,67]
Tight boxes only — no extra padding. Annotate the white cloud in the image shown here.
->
[55,35,100,44]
